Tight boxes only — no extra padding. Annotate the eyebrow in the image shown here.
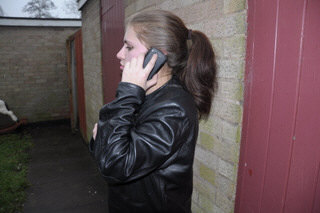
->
[124,40,134,46]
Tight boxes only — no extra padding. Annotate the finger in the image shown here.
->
[130,57,138,69]
[144,54,158,73]
[123,61,130,72]
[93,124,97,140]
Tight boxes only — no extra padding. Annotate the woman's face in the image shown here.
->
[116,25,148,70]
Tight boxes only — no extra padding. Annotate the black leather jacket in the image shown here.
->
[89,76,198,213]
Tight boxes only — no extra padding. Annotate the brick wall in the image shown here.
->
[81,0,104,141]
[124,0,247,212]
[0,25,79,123]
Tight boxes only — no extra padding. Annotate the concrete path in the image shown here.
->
[23,122,109,213]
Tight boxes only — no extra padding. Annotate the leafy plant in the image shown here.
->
[0,132,33,213]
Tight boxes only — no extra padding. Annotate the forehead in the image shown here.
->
[124,25,138,42]
[124,25,148,47]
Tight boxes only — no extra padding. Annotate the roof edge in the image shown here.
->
[0,17,82,27]
[78,0,88,10]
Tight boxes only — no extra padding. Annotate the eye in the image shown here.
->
[126,45,133,51]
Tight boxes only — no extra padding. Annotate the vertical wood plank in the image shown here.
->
[260,0,306,211]
[236,0,320,212]
[284,0,320,212]
[101,0,124,104]
[75,29,87,139]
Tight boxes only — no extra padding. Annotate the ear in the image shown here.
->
[160,49,168,55]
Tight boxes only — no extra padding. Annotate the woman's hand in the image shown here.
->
[92,123,97,140]
[121,53,158,91]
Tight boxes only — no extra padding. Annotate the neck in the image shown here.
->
[146,66,172,95]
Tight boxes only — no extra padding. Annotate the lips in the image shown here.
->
[120,62,124,70]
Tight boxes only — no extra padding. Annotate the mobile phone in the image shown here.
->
[143,48,167,80]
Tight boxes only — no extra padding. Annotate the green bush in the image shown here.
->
[0,132,33,213]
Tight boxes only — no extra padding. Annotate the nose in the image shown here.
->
[116,45,125,60]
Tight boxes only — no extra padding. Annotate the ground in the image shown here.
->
[23,121,109,213]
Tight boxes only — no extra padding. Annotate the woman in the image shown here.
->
[90,10,216,213]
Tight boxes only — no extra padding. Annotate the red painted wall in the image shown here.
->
[236,0,320,212]
[74,30,87,139]
[100,0,124,104]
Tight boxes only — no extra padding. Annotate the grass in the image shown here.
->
[0,132,33,213]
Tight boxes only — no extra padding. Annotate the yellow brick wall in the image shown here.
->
[0,26,79,123]
[81,0,104,141]
[124,0,247,212]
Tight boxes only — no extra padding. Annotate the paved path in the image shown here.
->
[23,122,109,213]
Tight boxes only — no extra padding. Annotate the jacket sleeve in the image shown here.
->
[89,82,190,184]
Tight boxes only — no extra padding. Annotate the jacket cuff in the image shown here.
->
[116,82,146,101]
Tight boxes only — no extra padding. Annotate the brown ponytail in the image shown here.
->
[179,30,217,119]
[129,10,217,119]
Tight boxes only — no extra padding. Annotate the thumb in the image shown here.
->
[146,73,158,89]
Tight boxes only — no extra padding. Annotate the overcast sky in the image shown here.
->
[0,0,80,18]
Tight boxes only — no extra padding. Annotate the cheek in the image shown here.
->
[125,53,134,62]
[123,46,148,62]
[126,49,144,62]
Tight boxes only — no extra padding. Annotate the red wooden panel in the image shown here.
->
[235,1,282,211]
[284,0,320,212]
[260,0,306,212]
[74,29,87,139]
[101,0,124,104]
[236,0,320,212]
